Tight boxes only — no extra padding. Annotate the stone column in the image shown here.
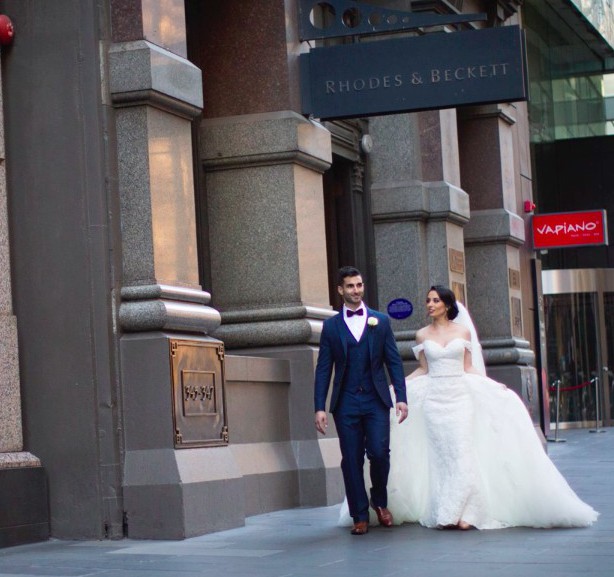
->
[108,0,237,539]
[0,51,48,546]
[188,0,340,508]
[202,112,332,314]
[201,111,336,506]
[458,102,540,421]
[369,110,470,357]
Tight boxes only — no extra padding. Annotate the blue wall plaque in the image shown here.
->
[387,298,413,320]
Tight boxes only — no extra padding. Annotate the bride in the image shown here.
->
[341,285,598,530]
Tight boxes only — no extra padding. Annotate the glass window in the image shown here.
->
[544,292,601,425]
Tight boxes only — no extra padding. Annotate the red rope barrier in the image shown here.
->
[549,380,592,393]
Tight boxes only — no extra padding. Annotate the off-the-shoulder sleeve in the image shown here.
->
[463,340,472,351]
[412,343,424,358]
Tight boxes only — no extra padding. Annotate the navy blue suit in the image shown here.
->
[314,308,407,522]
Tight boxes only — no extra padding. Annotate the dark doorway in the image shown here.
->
[323,155,377,309]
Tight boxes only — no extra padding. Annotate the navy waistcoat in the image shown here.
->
[341,323,374,394]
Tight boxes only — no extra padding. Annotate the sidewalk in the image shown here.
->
[1,428,612,577]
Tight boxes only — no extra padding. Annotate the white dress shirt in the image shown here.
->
[343,303,367,342]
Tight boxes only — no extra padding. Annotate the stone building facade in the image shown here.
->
[0,0,612,547]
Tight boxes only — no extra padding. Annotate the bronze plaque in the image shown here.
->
[181,370,217,416]
[508,268,521,290]
[451,282,465,305]
[170,339,228,448]
[449,249,465,274]
[511,297,523,338]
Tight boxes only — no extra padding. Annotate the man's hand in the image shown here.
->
[315,410,328,435]
[396,402,408,424]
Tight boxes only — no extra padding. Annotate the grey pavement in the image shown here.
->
[1,428,612,577]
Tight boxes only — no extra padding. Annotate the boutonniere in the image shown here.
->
[367,316,379,327]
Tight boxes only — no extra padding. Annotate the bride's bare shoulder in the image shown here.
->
[415,326,430,343]
[451,323,471,340]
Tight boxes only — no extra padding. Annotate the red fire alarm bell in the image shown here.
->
[0,15,15,46]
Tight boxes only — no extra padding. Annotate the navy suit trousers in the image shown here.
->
[333,388,391,522]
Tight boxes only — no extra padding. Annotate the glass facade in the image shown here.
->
[531,4,614,429]
[525,0,614,142]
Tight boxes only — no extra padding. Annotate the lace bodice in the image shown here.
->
[412,338,470,377]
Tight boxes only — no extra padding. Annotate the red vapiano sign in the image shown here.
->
[532,210,608,249]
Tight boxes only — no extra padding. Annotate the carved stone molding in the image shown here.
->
[108,40,203,119]
[119,285,221,334]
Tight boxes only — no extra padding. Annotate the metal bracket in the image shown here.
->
[299,0,486,41]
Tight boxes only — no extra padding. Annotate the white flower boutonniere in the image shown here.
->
[367,317,379,327]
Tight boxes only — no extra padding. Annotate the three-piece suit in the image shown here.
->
[314,307,406,522]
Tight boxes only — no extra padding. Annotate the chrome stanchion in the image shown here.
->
[548,379,566,443]
[589,376,606,433]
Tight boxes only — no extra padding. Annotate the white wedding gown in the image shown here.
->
[339,338,598,529]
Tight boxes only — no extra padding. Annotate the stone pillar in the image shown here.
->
[187,0,341,509]
[369,110,470,356]
[458,102,540,421]
[202,112,332,313]
[201,111,337,506]
[0,50,48,547]
[109,0,237,539]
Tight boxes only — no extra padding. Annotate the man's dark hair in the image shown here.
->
[337,266,362,287]
[429,285,459,320]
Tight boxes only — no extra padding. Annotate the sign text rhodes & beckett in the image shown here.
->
[300,26,528,120]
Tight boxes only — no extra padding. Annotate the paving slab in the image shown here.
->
[0,428,612,577]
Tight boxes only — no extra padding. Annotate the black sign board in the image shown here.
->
[300,26,528,120]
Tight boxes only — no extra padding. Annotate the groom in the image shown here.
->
[314,266,408,535]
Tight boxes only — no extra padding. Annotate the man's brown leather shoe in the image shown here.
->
[350,520,369,535]
[371,502,394,527]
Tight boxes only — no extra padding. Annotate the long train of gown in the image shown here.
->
[339,338,598,529]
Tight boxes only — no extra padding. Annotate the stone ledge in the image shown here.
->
[371,180,470,225]
[119,299,221,334]
[214,319,315,348]
[121,284,211,305]
[0,452,41,469]
[215,306,336,348]
[200,111,332,173]
[109,40,203,115]
[220,305,333,324]
[464,208,526,246]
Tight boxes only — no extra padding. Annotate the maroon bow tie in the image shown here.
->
[346,308,364,318]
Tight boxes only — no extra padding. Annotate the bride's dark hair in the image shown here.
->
[429,285,459,320]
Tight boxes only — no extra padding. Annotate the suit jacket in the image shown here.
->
[314,307,407,413]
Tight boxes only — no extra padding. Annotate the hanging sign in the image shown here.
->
[532,210,608,249]
[300,25,528,120]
